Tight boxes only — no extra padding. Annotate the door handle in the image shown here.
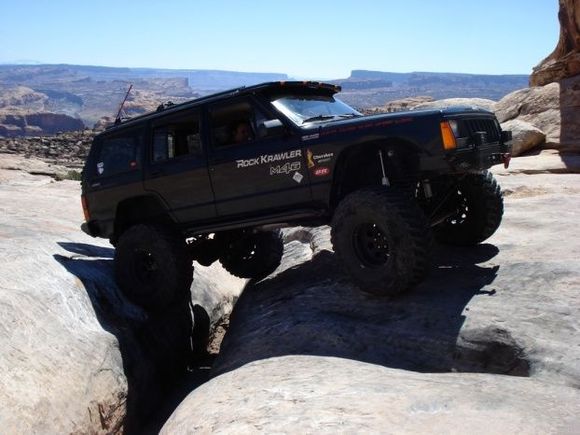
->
[150,170,163,178]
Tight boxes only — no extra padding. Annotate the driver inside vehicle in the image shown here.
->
[231,121,254,144]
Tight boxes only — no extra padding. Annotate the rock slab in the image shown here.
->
[0,154,245,434]
[163,161,580,432]
[162,355,580,434]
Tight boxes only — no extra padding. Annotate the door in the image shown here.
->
[143,110,216,223]
[206,97,311,217]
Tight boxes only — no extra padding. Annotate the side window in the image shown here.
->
[152,113,202,162]
[94,133,141,177]
[210,100,280,147]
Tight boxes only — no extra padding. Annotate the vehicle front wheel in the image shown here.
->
[434,171,504,246]
[331,187,432,296]
[218,230,284,280]
[114,224,193,311]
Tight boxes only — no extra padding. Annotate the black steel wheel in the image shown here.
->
[434,171,504,246]
[353,223,391,268]
[331,187,432,296]
[114,224,193,311]
[218,230,284,280]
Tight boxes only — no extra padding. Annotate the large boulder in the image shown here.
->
[500,119,546,156]
[162,356,580,434]
[0,155,245,433]
[495,75,580,150]
[363,96,435,114]
[413,97,497,113]
[530,0,580,86]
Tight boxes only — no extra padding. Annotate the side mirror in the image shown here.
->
[257,119,285,138]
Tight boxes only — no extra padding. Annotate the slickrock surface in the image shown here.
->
[163,156,580,433]
[0,155,245,433]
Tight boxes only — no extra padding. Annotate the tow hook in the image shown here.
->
[503,153,512,169]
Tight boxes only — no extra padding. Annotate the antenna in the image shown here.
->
[114,84,133,124]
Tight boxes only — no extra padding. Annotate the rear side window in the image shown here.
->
[93,133,142,177]
[152,112,202,162]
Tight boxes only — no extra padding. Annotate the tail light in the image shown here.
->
[81,195,90,221]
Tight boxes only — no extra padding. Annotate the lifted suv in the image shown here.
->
[81,81,511,310]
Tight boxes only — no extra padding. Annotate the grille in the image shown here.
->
[463,118,500,143]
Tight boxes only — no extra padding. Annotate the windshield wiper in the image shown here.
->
[302,114,336,124]
[338,113,361,119]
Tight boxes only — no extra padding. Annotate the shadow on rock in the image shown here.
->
[54,243,211,435]
[213,242,530,378]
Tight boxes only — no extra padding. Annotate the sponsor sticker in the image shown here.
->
[293,172,304,183]
[314,167,330,177]
[236,149,302,168]
[306,149,315,168]
[312,152,334,164]
[270,161,301,175]
[306,149,334,167]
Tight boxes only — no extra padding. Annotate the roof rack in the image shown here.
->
[156,101,175,112]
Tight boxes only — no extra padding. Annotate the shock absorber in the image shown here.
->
[378,150,390,186]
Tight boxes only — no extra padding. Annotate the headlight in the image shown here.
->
[448,120,461,137]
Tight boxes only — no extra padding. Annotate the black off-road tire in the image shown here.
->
[331,187,432,296]
[114,224,193,311]
[434,171,503,246]
[219,230,284,280]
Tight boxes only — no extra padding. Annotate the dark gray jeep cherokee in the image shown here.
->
[81,81,512,311]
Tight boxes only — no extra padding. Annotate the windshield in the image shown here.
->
[271,95,362,125]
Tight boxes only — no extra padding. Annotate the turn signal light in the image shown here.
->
[440,121,457,150]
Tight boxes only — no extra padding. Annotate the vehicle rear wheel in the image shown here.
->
[114,224,193,311]
[331,187,432,296]
[434,171,503,246]
[218,230,284,280]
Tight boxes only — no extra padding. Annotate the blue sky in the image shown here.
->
[1,0,559,78]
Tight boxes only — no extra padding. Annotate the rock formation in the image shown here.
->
[0,86,47,110]
[2,133,580,432]
[499,119,546,156]
[362,96,434,114]
[0,111,86,137]
[0,86,86,136]
[0,155,245,433]
[0,130,94,167]
[530,0,580,86]
[412,97,497,113]
[162,162,580,432]
[495,0,580,153]
[162,356,580,434]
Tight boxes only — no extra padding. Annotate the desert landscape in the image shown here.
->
[1,0,579,433]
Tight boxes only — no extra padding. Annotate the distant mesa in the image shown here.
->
[333,70,529,108]
[0,64,289,137]
[0,63,530,138]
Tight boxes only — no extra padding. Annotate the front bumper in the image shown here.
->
[447,141,512,171]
